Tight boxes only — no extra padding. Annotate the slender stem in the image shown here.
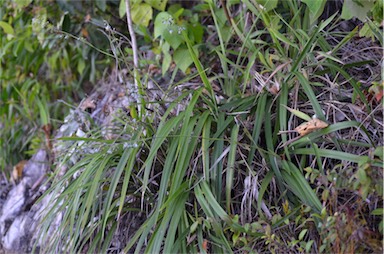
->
[125,0,141,116]
[125,0,139,69]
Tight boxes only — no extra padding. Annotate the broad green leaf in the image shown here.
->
[131,3,153,27]
[168,5,184,19]
[0,21,14,35]
[341,0,375,21]
[77,58,85,75]
[359,22,373,38]
[374,146,384,160]
[61,13,71,33]
[24,40,34,52]
[359,20,381,41]
[299,229,308,240]
[173,48,193,73]
[302,0,327,23]
[15,0,32,8]
[188,23,204,43]
[163,26,184,49]
[154,12,174,38]
[256,0,278,12]
[162,51,172,75]
[96,0,106,11]
[119,0,126,18]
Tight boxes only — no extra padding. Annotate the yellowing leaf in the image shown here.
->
[131,3,153,27]
[119,0,126,18]
[145,0,167,11]
[283,105,312,121]
[0,21,14,35]
[15,0,32,8]
[77,58,86,75]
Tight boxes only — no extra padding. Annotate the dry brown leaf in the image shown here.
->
[12,160,28,182]
[80,97,96,111]
[202,239,208,252]
[42,124,52,150]
[295,118,329,136]
[81,27,89,38]
[84,13,91,22]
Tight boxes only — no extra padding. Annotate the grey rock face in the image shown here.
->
[0,149,49,252]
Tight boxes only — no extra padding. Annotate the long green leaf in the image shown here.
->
[183,31,217,112]
[248,92,267,164]
[257,170,274,216]
[290,25,320,73]
[163,184,190,253]
[281,160,322,213]
[294,71,324,120]
[292,148,369,163]
[226,122,239,213]
[202,115,212,180]
[141,113,183,197]
[101,145,135,237]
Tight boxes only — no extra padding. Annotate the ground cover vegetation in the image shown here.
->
[0,0,383,253]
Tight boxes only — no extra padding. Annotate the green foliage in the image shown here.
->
[341,0,376,21]
[0,3,48,168]
[154,6,204,74]
[119,0,168,21]
[301,0,327,23]
[2,0,381,253]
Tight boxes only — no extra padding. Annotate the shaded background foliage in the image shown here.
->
[0,0,116,170]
